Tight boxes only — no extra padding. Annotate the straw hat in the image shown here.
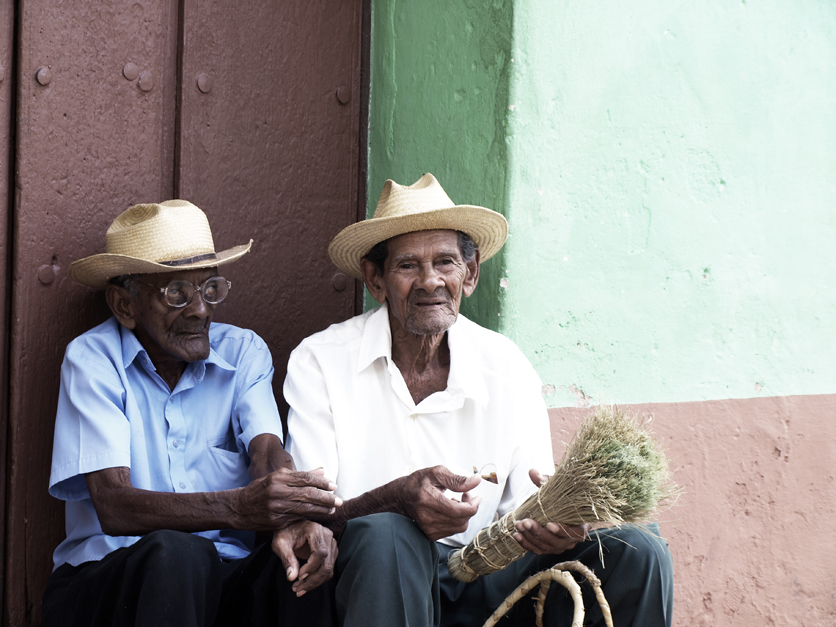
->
[328,173,508,279]
[69,199,253,288]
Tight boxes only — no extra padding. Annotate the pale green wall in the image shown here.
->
[368,0,836,406]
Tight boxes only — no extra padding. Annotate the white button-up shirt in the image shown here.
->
[285,303,554,547]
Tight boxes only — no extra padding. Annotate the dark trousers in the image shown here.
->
[335,513,673,627]
[42,530,335,627]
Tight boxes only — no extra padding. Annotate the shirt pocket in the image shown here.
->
[203,435,250,491]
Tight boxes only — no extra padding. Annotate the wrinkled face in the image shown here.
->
[115,268,219,365]
[363,230,479,336]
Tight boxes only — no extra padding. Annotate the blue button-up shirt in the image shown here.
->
[49,317,283,569]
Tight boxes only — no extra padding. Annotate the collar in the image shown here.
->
[118,321,237,383]
[356,303,489,409]
[445,315,489,409]
[357,303,394,372]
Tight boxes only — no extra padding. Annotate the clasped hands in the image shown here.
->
[239,464,589,596]
[239,467,341,596]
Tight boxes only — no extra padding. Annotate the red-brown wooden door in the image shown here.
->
[4,2,365,624]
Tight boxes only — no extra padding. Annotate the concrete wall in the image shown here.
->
[367,1,836,625]
[503,0,836,408]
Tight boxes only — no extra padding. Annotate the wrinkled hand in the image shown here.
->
[272,521,337,596]
[400,466,482,541]
[237,468,342,530]
[513,469,588,555]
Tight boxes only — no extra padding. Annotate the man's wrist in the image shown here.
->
[389,476,410,518]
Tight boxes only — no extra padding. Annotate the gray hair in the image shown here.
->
[108,274,142,299]
[364,231,478,274]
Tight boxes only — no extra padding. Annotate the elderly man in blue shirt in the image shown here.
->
[42,200,340,627]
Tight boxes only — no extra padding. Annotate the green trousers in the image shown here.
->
[335,513,673,627]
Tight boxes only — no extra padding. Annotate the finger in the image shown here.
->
[436,468,481,493]
[267,501,339,525]
[272,532,301,581]
[427,489,481,520]
[267,483,343,509]
[546,522,587,541]
[518,519,558,545]
[528,468,550,488]
[515,519,579,555]
[417,497,482,541]
[460,492,482,511]
[273,469,338,492]
[514,532,569,555]
[297,531,328,580]
[294,536,337,595]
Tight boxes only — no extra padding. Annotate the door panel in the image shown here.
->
[6,1,364,624]
[178,0,363,403]
[8,2,177,623]
[0,0,15,618]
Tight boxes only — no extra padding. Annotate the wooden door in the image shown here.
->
[178,0,364,397]
[5,1,365,623]
[0,2,15,621]
[8,2,179,623]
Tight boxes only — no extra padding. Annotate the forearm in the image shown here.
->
[93,482,249,536]
[87,464,339,537]
[313,477,408,534]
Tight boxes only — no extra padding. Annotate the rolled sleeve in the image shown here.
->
[232,335,283,452]
[49,350,131,501]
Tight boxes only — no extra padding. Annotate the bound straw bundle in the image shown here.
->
[448,405,677,582]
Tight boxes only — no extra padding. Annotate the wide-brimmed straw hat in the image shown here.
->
[328,173,508,279]
[69,199,253,288]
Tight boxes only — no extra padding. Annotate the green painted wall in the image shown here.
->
[368,0,836,406]
[366,0,514,323]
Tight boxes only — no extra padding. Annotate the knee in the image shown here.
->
[339,513,437,573]
[342,513,426,548]
[596,524,673,582]
[133,530,220,574]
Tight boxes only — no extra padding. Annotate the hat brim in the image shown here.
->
[328,206,508,279]
[69,240,254,288]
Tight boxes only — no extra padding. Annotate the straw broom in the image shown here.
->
[448,405,677,582]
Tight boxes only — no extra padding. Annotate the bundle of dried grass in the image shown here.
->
[448,405,677,583]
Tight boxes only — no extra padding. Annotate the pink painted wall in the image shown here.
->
[550,394,836,626]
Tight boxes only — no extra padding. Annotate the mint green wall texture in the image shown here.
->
[368,0,836,406]
[502,1,836,406]
[366,0,514,323]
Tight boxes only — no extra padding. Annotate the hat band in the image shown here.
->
[159,252,219,267]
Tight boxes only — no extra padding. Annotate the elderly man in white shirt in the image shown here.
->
[285,174,674,627]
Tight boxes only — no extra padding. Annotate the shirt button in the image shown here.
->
[173,440,180,448]
[410,413,418,419]
[179,482,186,489]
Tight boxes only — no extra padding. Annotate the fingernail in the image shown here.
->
[297,590,307,597]
[328,482,338,490]
[287,568,294,579]
[513,533,523,543]
[334,497,343,506]
[300,573,309,581]
[329,507,336,514]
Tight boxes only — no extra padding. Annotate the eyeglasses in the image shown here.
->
[135,276,231,308]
